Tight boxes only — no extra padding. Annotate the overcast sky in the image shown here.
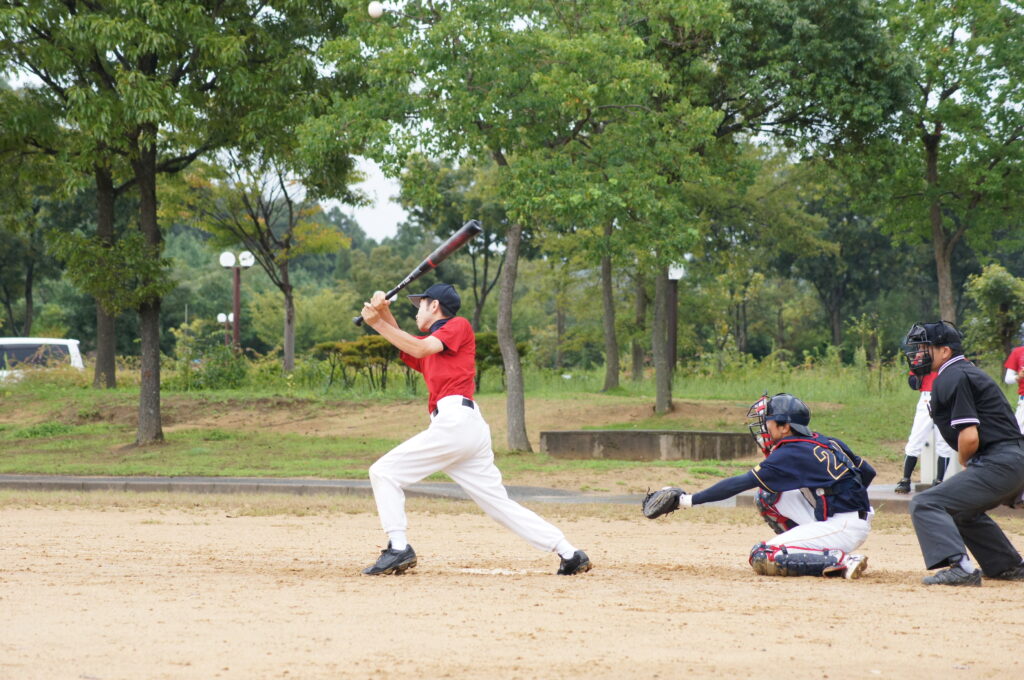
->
[330,157,409,242]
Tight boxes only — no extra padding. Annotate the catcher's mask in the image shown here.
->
[901,321,963,376]
[747,393,773,456]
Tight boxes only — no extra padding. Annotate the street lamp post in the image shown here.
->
[667,263,686,374]
[216,312,234,346]
[218,251,255,348]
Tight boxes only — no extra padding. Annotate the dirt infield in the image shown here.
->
[4,496,1024,680]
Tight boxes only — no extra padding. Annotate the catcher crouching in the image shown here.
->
[642,393,875,580]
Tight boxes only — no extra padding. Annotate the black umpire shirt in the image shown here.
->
[929,355,1024,454]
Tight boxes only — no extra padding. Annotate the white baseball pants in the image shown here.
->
[369,394,567,552]
[767,490,871,554]
[768,510,871,554]
[905,391,955,459]
[1015,396,1024,434]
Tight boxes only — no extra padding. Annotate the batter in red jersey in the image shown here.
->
[358,283,592,576]
[1004,322,1024,434]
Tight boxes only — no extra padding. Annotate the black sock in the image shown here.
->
[902,456,918,480]
[936,457,948,482]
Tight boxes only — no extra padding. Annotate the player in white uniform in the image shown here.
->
[1004,323,1024,434]
[357,283,592,576]
[895,370,957,493]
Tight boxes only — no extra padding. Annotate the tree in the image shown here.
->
[320,1,706,448]
[398,155,511,331]
[1,0,353,442]
[962,264,1024,358]
[168,155,350,372]
[863,0,1024,323]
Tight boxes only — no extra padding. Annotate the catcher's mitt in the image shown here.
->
[642,486,685,519]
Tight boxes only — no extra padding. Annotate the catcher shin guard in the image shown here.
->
[755,489,797,535]
[748,543,845,577]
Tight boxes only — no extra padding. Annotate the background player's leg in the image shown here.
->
[897,396,932,492]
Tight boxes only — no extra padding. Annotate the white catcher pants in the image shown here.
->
[368,394,566,552]
[905,391,955,459]
[767,490,871,555]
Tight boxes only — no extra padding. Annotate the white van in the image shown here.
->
[0,337,85,382]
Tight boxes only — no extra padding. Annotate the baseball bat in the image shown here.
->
[353,219,483,326]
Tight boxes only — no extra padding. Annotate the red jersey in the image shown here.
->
[1005,346,1024,396]
[400,316,476,413]
[920,371,936,392]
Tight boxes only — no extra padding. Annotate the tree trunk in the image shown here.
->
[830,302,842,346]
[653,267,673,414]
[667,277,678,375]
[21,259,34,336]
[497,221,531,451]
[924,127,957,323]
[282,268,296,373]
[554,305,564,370]
[632,274,647,381]
[600,223,619,391]
[133,131,164,445]
[93,166,117,388]
[734,301,746,353]
[470,236,502,331]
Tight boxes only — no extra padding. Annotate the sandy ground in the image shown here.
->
[3,499,1024,680]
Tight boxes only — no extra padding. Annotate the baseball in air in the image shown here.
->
[367,1,384,18]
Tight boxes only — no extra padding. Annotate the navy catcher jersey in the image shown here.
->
[751,433,874,521]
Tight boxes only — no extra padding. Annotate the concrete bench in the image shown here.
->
[539,430,757,462]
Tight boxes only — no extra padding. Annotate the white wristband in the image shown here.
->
[680,494,693,508]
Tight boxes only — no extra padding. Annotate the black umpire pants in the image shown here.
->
[909,440,1024,575]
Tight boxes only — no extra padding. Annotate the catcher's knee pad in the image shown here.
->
[749,543,845,577]
[755,490,797,535]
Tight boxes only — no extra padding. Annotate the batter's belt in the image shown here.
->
[432,396,475,417]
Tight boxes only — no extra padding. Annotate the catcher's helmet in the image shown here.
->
[747,392,811,453]
[763,393,812,436]
[901,321,963,375]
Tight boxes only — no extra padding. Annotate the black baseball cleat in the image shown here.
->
[894,478,911,494]
[991,563,1024,581]
[557,550,592,575]
[922,565,981,586]
[362,542,417,576]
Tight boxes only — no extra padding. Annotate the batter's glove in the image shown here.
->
[642,486,690,519]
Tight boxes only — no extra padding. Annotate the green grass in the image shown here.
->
[2,358,1017,480]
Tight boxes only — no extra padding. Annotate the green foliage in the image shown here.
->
[165,319,248,391]
[248,283,362,355]
[50,230,175,314]
[962,264,1024,357]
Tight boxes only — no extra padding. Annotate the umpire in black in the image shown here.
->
[903,321,1024,586]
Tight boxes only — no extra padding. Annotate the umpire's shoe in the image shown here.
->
[991,563,1024,581]
[363,542,417,576]
[922,565,982,586]
[557,550,592,575]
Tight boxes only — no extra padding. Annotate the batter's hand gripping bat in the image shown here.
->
[353,219,483,326]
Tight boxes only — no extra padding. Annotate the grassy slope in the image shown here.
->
[1,361,1015,483]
